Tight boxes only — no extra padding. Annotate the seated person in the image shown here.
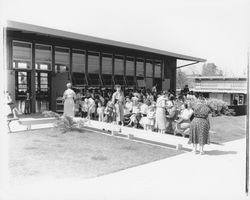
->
[128,97,141,128]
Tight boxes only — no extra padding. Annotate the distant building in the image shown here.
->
[192,76,247,105]
[192,76,247,115]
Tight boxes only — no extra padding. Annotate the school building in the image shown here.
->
[4,21,205,113]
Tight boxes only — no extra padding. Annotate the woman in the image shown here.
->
[112,85,125,126]
[166,97,178,134]
[174,102,193,136]
[188,99,211,155]
[155,91,168,134]
[62,83,76,117]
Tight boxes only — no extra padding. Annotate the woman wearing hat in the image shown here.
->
[112,85,125,125]
[62,83,76,117]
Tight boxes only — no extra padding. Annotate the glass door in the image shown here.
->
[15,71,31,113]
[35,72,50,112]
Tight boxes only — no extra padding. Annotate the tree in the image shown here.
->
[201,63,223,76]
[176,69,189,89]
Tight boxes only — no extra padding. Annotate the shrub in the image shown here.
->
[42,111,88,133]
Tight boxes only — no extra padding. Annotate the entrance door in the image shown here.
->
[15,71,31,113]
[35,72,50,112]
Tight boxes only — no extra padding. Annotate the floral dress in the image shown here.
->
[188,103,211,145]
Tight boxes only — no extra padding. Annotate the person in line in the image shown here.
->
[62,83,76,117]
[188,98,211,155]
[155,91,168,134]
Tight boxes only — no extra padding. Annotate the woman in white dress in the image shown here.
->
[112,85,125,125]
[62,83,76,117]
[155,91,168,134]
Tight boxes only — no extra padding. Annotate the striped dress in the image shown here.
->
[188,103,211,145]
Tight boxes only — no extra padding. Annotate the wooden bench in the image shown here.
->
[18,117,57,130]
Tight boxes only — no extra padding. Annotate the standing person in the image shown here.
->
[6,91,21,118]
[155,91,168,134]
[97,101,104,122]
[112,85,125,126]
[166,98,178,134]
[188,99,211,155]
[152,84,157,94]
[62,83,76,117]
[24,92,31,114]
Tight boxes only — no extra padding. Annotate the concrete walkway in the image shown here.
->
[2,119,248,200]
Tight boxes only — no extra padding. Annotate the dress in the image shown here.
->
[112,91,125,122]
[63,88,76,117]
[155,96,167,130]
[166,106,178,134]
[188,104,210,145]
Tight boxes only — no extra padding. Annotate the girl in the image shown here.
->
[145,105,156,131]
[97,101,105,122]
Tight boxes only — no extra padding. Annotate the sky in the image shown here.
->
[1,0,249,76]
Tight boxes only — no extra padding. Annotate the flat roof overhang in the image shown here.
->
[5,20,206,63]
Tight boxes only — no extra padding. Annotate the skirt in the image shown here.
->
[155,107,167,130]
[64,98,75,117]
[188,117,210,145]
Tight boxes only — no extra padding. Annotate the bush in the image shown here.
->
[42,111,88,133]
[205,98,235,117]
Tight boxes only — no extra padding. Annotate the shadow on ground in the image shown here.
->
[205,150,237,156]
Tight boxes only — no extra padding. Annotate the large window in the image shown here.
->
[114,55,124,75]
[72,49,85,73]
[126,57,134,76]
[154,60,162,78]
[35,44,52,71]
[146,60,153,77]
[55,46,70,73]
[88,51,100,74]
[136,58,144,77]
[102,53,112,74]
[12,41,32,69]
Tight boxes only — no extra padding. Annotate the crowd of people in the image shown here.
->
[62,83,211,154]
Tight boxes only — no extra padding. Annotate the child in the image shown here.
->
[145,105,156,131]
[97,101,105,122]
[128,98,141,128]
[103,102,114,123]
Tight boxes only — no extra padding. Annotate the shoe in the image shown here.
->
[199,151,205,155]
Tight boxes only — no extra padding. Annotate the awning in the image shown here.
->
[192,89,247,94]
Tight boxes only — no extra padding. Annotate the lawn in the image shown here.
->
[9,128,183,184]
[209,115,246,144]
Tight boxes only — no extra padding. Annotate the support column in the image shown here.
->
[31,42,36,113]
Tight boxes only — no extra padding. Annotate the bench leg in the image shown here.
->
[7,121,11,133]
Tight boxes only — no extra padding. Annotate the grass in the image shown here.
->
[209,115,246,143]
[9,128,183,183]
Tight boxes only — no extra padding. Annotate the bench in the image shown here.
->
[18,117,57,130]
[6,117,19,133]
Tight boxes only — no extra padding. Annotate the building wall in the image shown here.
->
[6,29,179,113]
